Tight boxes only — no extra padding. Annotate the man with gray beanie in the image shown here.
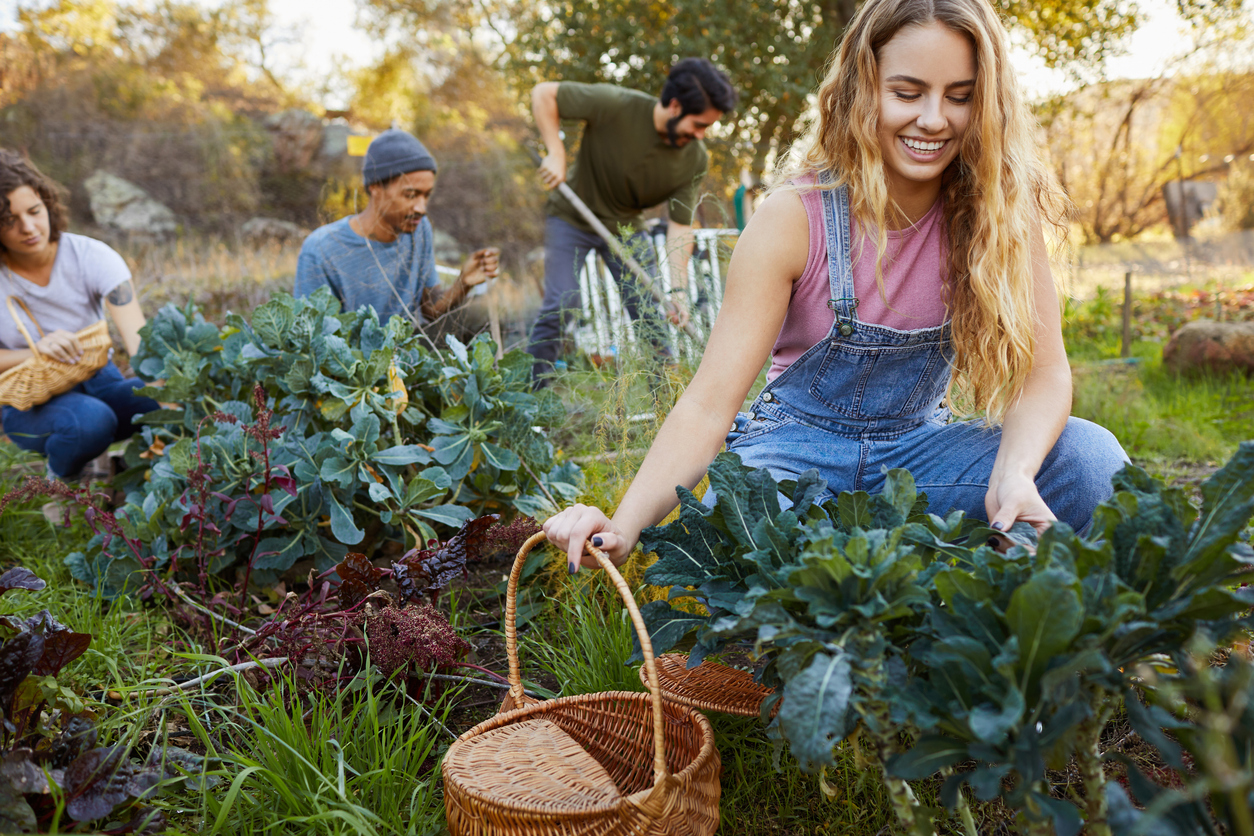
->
[295,128,499,325]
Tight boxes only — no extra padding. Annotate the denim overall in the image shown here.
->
[725,182,1127,532]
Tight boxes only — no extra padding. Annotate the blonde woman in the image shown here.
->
[545,0,1128,572]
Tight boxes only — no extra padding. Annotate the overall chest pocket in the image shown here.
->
[808,339,951,420]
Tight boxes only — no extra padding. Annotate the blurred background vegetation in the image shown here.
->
[2,0,1252,241]
[0,0,1251,361]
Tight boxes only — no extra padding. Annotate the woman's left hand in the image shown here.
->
[985,471,1056,535]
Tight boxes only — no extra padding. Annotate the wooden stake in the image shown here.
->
[1121,271,1133,358]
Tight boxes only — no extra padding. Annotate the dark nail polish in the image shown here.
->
[592,536,603,547]
[991,521,1005,531]
[568,562,578,575]
[987,537,1000,548]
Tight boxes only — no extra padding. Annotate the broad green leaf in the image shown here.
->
[413,504,476,528]
[367,481,393,503]
[444,334,469,366]
[968,688,1025,744]
[1180,441,1254,587]
[136,409,190,425]
[777,651,854,772]
[933,568,994,609]
[327,492,364,545]
[283,356,315,394]
[1006,568,1083,687]
[630,600,706,662]
[432,434,473,479]
[372,445,433,466]
[707,454,785,550]
[252,298,293,348]
[319,457,358,489]
[836,491,871,530]
[641,488,732,588]
[480,442,520,471]
[403,477,446,506]
[886,736,969,780]
[419,466,452,490]
[166,438,197,476]
[878,468,918,523]
[1031,793,1083,836]
[252,534,305,571]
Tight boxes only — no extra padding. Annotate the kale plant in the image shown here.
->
[67,290,580,596]
[636,443,1254,836]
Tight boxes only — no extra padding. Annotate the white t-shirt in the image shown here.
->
[0,233,131,351]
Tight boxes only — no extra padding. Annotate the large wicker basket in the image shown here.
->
[642,654,778,719]
[0,297,111,411]
[442,532,722,836]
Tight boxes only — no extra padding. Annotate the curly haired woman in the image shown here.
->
[0,151,158,482]
[543,0,1128,571]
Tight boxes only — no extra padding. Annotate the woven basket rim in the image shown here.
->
[643,653,778,718]
[443,689,717,814]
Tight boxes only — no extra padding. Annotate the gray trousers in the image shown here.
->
[527,216,671,385]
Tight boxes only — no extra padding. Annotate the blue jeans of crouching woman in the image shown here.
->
[723,179,1128,535]
[1,361,159,479]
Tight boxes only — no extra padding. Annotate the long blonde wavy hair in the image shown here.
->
[776,0,1069,423]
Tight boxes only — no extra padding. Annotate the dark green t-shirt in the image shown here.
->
[547,82,708,232]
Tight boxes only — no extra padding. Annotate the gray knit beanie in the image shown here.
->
[362,129,438,186]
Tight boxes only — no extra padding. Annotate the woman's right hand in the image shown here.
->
[542,504,634,573]
[34,329,83,365]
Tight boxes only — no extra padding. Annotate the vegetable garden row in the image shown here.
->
[0,290,1251,834]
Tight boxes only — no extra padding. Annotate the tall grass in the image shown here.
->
[524,576,647,696]
[177,671,456,836]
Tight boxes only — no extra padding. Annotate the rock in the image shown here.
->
[240,217,308,245]
[1162,320,1254,376]
[433,229,463,263]
[265,109,324,172]
[83,171,177,239]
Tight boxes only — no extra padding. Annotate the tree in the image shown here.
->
[342,14,547,280]
[495,0,1201,192]
[1,0,302,228]
[1040,66,1254,243]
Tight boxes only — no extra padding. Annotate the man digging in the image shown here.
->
[526,59,738,389]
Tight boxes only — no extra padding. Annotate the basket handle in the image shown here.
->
[6,296,46,357]
[504,531,671,786]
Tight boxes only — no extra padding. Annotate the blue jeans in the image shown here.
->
[723,178,1128,534]
[1,362,159,478]
[527,215,671,385]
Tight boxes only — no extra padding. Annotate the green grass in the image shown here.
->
[0,275,1249,835]
[523,575,648,697]
[1064,280,1254,468]
[1072,357,1254,467]
[175,670,456,836]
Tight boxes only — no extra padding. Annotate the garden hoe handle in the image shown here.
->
[527,147,701,340]
[503,531,672,787]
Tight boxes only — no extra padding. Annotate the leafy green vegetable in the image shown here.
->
[636,443,1254,836]
[70,291,579,595]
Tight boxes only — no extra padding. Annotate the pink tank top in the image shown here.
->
[767,184,951,381]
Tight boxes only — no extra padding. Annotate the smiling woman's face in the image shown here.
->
[0,186,52,258]
[875,20,976,203]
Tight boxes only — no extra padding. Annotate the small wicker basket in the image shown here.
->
[442,532,722,836]
[0,297,111,411]
[642,654,779,719]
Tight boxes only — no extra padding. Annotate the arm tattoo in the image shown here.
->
[106,281,135,306]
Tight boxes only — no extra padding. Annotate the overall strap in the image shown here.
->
[817,173,859,336]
